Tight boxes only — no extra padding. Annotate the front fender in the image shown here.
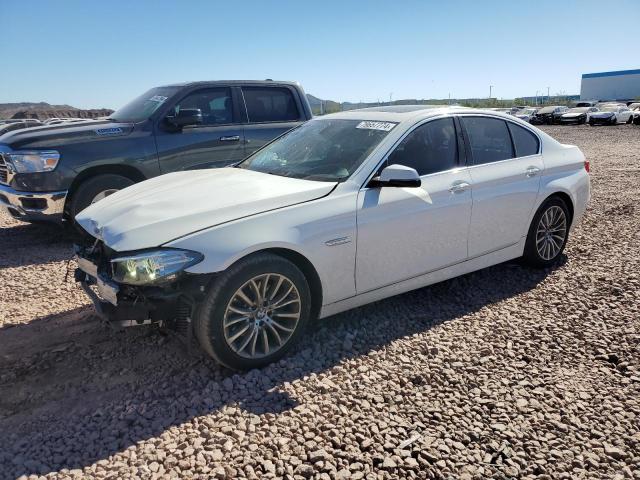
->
[165,191,358,305]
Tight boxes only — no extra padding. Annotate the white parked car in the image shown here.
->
[74,106,590,369]
[514,108,538,123]
[589,104,633,125]
[559,107,599,125]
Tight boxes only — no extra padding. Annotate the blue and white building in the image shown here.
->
[580,69,640,101]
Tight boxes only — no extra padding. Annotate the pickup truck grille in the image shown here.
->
[0,154,8,184]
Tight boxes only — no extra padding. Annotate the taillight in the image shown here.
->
[584,159,590,173]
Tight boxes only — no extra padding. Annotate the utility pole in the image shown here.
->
[489,85,494,99]
[389,92,393,105]
[535,90,539,106]
[547,86,550,104]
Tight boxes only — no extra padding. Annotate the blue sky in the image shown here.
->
[1,0,638,109]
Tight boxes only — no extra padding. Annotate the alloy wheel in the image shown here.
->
[223,273,301,359]
[536,206,567,261]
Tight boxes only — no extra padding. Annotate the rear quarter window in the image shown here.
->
[507,123,539,157]
[243,87,300,123]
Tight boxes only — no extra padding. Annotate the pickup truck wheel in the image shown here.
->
[68,174,134,220]
[194,252,312,370]
[522,197,570,268]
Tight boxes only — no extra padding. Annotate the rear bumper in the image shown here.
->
[0,183,67,222]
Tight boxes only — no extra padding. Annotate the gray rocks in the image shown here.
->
[1,125,639,479]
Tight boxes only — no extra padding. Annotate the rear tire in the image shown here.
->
[522,197,571,268]
[194,252,312,370]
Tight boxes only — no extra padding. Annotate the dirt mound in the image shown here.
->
[0,102,113,120]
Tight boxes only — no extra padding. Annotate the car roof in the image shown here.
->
[159,79,301,88]
[316,105,524,123]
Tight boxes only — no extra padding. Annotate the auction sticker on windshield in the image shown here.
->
[149,95,168,103]
[356,121,396,131]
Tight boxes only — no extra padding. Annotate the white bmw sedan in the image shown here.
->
[74,106,590,369]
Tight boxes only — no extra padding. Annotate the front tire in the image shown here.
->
[194,252,312,370]
[522,197,570,268]
[68,173,134,220]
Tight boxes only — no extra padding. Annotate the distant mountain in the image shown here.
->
[0,102,113,121]
[306,94,323,106]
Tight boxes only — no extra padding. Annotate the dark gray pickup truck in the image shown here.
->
[0,80,312,224]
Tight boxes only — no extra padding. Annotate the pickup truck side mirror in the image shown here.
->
[167,108,203,128]
[368,164,421,188]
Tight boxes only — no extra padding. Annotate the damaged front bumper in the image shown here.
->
[74,244,212,329]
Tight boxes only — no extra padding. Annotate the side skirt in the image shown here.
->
[318,239,525,319]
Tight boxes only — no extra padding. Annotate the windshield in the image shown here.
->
[537,106,557,114]
[600,105,619,112]
[519,109,536,115]
[238,119,396,182]
[109,86,180,122]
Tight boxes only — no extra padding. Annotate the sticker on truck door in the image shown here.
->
[356,121,397,131]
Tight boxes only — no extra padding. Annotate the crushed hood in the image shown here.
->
[75,168,336,251]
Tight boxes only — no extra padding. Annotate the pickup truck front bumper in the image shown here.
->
[0,183,67,222]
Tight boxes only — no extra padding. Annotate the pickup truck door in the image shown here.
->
[240,86,308,156]
[155,87,246,173]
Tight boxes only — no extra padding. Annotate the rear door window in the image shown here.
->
[507,123,539,157]
[242,87,300,123]
[460,116,514,165]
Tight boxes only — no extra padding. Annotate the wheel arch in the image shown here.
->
[64,165,146,215]
[261,247,323,321]
[546,191,574,225]
[221,247,324,322]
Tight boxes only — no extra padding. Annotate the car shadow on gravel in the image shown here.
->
[0,222,74,268]
[0,257,565,477]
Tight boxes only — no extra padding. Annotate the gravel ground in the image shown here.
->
[0,125,639,480]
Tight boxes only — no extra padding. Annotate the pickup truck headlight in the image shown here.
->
[110,249,203,285]
[6,150,60,173]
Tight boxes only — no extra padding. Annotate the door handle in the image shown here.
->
[449,181,470,193]
[220,135,240,142]
[525,166,541,177]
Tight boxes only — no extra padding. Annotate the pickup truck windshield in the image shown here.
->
[238,119,396,182]
[109,87,180,122]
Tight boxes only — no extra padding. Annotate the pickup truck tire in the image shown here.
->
[68,174,134,220]
[194,252,312,370]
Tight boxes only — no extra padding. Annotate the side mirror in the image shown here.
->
[368,164,421,188]
[167,108,203,128]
